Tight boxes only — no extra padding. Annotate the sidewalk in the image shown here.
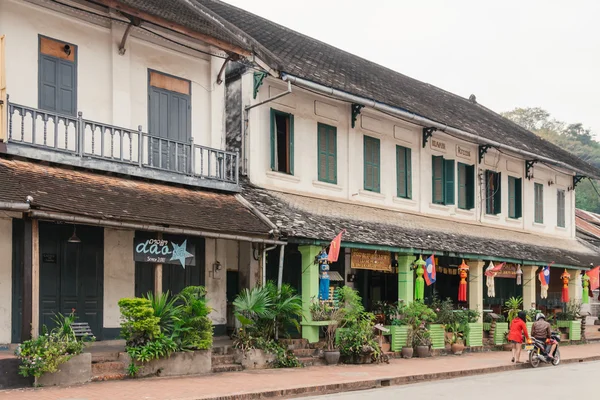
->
[3,343,600,400]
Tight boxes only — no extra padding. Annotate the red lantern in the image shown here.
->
[458,260,469,302]
[560,269,570,303]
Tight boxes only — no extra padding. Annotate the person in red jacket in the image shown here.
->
[507,310,530,363]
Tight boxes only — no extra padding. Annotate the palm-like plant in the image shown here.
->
[504,296,523,323]
[145,291,180,335]
[233,285,274,328]
[266,282,303,340]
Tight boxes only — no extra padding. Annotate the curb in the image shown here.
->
[199,355,600,400]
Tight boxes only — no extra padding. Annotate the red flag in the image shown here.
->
[327,230,345,262]
[587,266,600,291]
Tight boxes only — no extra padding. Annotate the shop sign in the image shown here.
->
[350,249,392,272]
[430,138,447,152]
[42,253,57,263]
[134,237,195,267]
[456,145,471,159]
[495,263,518,279]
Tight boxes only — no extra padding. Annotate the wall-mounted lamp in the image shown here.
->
[547,179,554,186]
[63,44,71,56]
[68,226,81,243]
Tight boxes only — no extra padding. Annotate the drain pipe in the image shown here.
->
[0,202,30,211]
[277,244,286,290]
[281,73,597,179]
[262,244,278,286]
[242,79,292,175]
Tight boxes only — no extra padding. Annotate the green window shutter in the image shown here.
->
[557,190,566,227]
[457,163,466,209]
[364,136,380,192]
[373,138,380,192]
[317,124,337,184]
[508,176,516,218]
[406,148,412,199]
[270,108,276,170]
[466,164,475,210]
[318,124,327,182]
[432,155,444,204]
[515,178,522,218]
[329,126,337,183]
[493,172,501,214]
[396,146,411,198]
[534,183,544,223]
[444,159,455,205]
[289,114,294,175]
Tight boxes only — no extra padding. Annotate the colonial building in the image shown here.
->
[207,0,600,338]
[0,0,283,344]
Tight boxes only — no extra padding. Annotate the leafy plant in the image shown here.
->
[118,298,160,348]
[565,300,582,320]
[256,338,302,368]
[413,326,431,347]
[126,333,178,363]
[337,313,380,360]
[310,299,335,321]
[145,291,180,335]
[430,296,455,325]
[504,296,523,323]
[373,301,397,325]
[175,286,213,350]
[323,307,345,351]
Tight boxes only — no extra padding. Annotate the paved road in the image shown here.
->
[296,361,600,399]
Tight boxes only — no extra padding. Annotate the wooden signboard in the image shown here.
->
[495,263,518,279]
[350,249,392,272]
[134,237,195,267]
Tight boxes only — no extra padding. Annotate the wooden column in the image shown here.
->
[154,232,163,295]
[21,219,39,341]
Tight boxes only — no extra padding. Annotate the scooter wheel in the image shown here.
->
[529,351,540,368]
[552,349,560,366]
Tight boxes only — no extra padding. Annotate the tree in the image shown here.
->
[502,107,600,213]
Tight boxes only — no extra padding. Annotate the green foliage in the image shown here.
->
[145,290,180,335]
[15,311,87,378]
[556,300,582,321]
[502,107,600,213]
[256,338,302,368]
[337,313,380,360]
[413,326,432,347]
[373,301,397,325]
[309,299,336,321]
[504,296,523,323]
[126,334,178,363]
[430,296,455,325]
[175,286,213,350]
[118,298,160,348]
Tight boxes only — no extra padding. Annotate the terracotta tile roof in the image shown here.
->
[242,184,598,267]
[200,0,600,178]
[0,158,270,236]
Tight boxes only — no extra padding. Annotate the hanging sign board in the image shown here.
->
[495,263,518,279]
[134,237,195,267]
[350,249,392,272]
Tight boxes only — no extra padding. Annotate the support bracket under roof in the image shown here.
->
[351,103,364,129]
[422,127,437,148]
[525,160,538,180]
[253,71,268,99]
[478,144,492,164]
[571,175,586,191]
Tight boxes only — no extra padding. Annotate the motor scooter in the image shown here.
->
[527,332,561,368]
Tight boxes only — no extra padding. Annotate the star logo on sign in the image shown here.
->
[170,240,193,268]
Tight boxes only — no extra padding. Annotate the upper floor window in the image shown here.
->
[317,123,337,184]
[485,170,501,215]
[270,109,294,174]
[432,156,454,205]
[557,189,566,228]
[534,182,544,223]
[396,145,412,199]
[38,36,77,116]
[363,135,380,192]
[457,162,475,210]
[508,176,523,219]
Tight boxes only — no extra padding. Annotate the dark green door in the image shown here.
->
[39,223,104,339]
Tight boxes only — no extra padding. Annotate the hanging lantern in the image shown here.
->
[539,266,550,299]
[485,261,496,298]
[458,260,469,302]
[560,269,570,303]
[582,273,590,304]
[516,265,523,285]
[414,256,426,301]
[318,249,330,301]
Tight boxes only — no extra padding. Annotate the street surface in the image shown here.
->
[296,361,600,399]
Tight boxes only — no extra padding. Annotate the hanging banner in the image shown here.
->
[350,249,392,272]
[494,263,519,279]
[134,237,195,267]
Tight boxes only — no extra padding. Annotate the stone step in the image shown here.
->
[212,345,236,355]
[90,351,121,363]
[279,338,309,350]
[91,361,127,381]
[211,354,236,366]
[212,364,243,373]
[292,348,318,357]
[298,356,326,367]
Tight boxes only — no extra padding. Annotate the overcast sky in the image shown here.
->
[224,0,600,134]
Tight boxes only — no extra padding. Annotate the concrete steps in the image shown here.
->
[212,364,243,373]
[212,354,236,366]
[279,338,309,350]
[298,356,327,367]
[90,350,128,382]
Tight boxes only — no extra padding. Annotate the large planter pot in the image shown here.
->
[557,320,571,329]
[35,353,91,387]
[502,343,513,351]
[132,350,211,378]
[415,345,430,358]
[451,343,465,355]
[380,342,391,353]
[401,347,414,359]
[234,349,275,370]
[428,324,446,350]
[323,350,340,365]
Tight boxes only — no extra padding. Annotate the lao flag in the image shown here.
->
[424,255,436,286]
[587,266,600,291]
[327,230,345,262]
[539,266,550,286]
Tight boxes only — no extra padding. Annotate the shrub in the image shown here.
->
[118,298,160,348]
[337,313,380,360]
[504,296,523,323]
[430,296,455,325]
[145,291,180,335]
[175,286,213,350]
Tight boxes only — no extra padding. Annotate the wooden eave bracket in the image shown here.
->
[351,103,364,129]
[478,144,492,164]
[570,175,586,191]
[525,160,538,180]
[253,71,268,99]
[422,127,437,148]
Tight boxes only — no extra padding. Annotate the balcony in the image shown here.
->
[4,99,239,191]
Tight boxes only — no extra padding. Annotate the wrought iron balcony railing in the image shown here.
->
[5,98,239,190]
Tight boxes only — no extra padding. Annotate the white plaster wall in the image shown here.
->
[103,228,135,329]
[0,217,12,343]
[245,74,576,239]
[205,238,238,326]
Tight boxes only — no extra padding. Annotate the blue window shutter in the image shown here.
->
[289,114,294,175]
[57,60,76,115]
[432,155,444,203]
[39,55,58,112]
[270,108,276,170]
[444,159,455,205]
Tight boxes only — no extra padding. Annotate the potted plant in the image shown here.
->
[504,296,523,324]
[322,307,344,365]
[402,326,414,359]
[502,331,512,351]
[413,325,431,358]
[445,320,466,355]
